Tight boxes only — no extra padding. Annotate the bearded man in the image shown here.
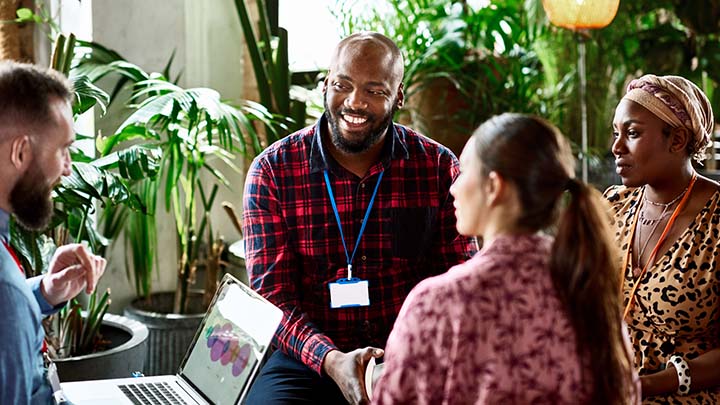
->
[242,32,477,405]
[0,61,106,404]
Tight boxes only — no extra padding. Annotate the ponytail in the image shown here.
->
[471,113,638,403]
[551,179,637,404]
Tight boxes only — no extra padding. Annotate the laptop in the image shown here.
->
[60,274,282,405]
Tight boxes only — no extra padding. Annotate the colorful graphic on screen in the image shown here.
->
[205,323,252,377]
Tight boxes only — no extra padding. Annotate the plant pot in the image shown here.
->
[123,291,206,376]
[406,77,475,157]
[54,313,148,382]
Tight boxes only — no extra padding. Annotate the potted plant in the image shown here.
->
[73,41,282,375]
[46,290,149,382]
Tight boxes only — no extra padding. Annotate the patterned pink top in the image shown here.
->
[374,234,609,404]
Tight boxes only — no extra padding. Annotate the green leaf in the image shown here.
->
[97,125,154,156]
[71,75,110,116]
[15,8,34,21]
[51,35,67,73]
[234,0,272,108]
[9,226,55,277]
[95,145,162,181]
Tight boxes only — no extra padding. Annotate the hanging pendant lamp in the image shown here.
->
[542,0,620,30]
[541,0,619,182]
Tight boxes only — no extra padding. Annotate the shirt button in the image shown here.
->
[361,255,367,261]
[361,183,366,188]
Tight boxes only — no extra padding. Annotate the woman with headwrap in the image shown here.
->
[605,74,720,403]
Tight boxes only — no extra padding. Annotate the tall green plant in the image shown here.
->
[234,0,304,140]
[70,39,280,311]
[97,72,279,314]
[72,41,163,300]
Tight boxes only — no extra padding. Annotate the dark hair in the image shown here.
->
[0,61,73,139]
[472,113,637,404]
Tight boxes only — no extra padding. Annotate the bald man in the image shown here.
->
[0,61,106,404]
[242,32,476,404]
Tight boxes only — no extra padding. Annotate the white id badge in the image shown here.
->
[329,277,370,308]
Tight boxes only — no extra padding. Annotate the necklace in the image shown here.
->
[643,182,691,207]
[638,208,673,226]
[633,202,670,278]
[632,181,692,278]
[623,173,698,319]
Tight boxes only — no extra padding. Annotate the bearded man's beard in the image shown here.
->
[324,95,399,154]
[10,165,55,231]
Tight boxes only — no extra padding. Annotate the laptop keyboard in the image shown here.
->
[118,381,190,404]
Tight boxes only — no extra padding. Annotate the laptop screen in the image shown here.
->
[179,275,282,404]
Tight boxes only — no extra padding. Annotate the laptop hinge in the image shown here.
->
[176,376,207,405]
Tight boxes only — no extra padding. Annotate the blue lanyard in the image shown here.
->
[323,169,385,280]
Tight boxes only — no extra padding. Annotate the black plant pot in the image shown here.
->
[55,314,148,382]
[123,291,206,376]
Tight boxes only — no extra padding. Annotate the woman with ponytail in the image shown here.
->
[373,113,639,404]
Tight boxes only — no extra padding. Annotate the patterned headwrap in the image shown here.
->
[623,74,715,163]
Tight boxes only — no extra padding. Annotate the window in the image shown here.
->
[279,0,342,72]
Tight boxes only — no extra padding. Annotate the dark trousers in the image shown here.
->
[245,350,347,405]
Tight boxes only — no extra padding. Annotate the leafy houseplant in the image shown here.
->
[47,289,110,358]
[71,41,281,375]
[9,33,158,365]
[75,42,279,315]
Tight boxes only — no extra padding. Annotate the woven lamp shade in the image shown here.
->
[541,0,619,30]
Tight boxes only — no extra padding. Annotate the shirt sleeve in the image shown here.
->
[242,157,337,375]
[27,275,60,316]
[372,282,451,405]
[431,152,478,270]
[0,283,53,405]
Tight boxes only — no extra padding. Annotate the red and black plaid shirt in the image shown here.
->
[242,116,477,374]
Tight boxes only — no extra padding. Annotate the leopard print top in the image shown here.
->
[605,185,720,404]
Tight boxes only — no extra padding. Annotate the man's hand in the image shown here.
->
[323,347,384,405]
[40,243,107,306]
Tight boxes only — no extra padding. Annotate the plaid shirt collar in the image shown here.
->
[308,113,411,175]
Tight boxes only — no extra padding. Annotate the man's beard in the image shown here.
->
[324,95,398,154]
[10,164,55,231]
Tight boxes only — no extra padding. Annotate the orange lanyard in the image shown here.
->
[621,174,697,319]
